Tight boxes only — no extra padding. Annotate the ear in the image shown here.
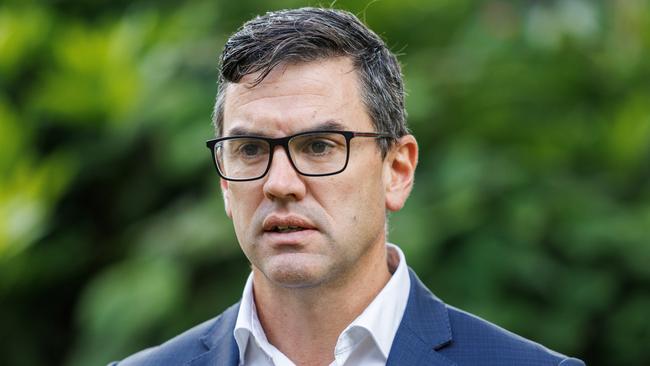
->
[384,135,418,212]
[220,178,233,218]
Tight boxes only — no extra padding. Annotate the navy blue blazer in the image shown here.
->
[111,269,585,365]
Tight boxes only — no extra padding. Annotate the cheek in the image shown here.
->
[228,184,263,225]
[318,169,384,222]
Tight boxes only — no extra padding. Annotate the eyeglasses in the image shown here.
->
[206,130,392,181]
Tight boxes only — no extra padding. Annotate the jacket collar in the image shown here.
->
[386,268,456,366]
[188,268,455,366]
[186,302,240,366]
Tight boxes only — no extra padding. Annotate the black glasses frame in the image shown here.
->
[205,130,393,181]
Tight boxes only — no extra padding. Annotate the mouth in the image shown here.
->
[270,225,307,233]
[261,215,320,247]
[262,215,317,235]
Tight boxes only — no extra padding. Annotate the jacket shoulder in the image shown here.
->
[109,303,239,366]
[442,305,585,366]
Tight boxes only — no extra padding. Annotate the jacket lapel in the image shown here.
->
[186,302,241,366]
[386,269,456,366]
[186,269,454,366]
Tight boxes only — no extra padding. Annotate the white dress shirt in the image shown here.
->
[233,243,411,366]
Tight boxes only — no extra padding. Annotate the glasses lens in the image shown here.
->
[289,132,348,175]
[215,138,271,180]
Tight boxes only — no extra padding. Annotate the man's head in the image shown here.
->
[213,7,408,155]
[212,8,418,289]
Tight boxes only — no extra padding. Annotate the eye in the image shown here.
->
[303,138,335,155]
[241,143,261,156]
[290,133,346,159]
[230,139,268,159]
[307,140,331,154]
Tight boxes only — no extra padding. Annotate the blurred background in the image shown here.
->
[1,0,649,365]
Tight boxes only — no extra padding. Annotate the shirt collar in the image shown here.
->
[338,243,410,360]
[233,243,411,364]
[233,270,270,364]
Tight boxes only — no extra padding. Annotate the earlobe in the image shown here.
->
[220,179,232,218]
[385,135,418,212]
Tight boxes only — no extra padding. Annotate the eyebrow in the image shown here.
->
[225,120,347,137]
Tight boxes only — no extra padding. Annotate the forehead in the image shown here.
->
[222,57,372,135]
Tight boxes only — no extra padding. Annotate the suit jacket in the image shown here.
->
[111,269,585,365]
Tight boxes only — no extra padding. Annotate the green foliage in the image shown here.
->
[1,0,648,365]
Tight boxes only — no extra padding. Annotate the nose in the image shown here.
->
[262,146,307,201]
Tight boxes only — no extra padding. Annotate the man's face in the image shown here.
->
[220,57,392,289]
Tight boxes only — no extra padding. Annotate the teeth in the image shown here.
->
[274,225,303,233]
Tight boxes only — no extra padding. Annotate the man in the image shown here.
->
[112,7,585,366]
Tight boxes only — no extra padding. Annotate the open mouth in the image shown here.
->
[271,225,306,233]
[262,215,316,236]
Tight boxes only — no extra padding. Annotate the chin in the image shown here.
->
[262,253,331,289]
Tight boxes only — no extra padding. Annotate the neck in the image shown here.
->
[252,241,391,366]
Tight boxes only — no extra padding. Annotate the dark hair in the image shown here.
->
[212,7,408,155]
